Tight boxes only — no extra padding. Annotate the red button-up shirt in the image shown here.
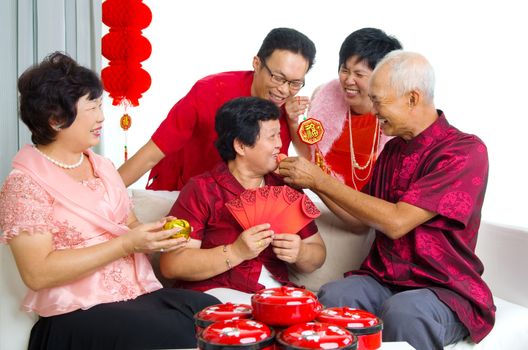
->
[148,71,292,190]
[352,112,495,343]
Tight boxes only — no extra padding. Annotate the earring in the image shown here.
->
[52,125,62,131]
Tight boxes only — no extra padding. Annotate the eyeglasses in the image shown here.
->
[261,60,305,90]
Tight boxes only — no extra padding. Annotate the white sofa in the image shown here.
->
[1,189,527,349]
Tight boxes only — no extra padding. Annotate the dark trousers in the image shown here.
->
[28,288,219,350]
[318,275,468,350]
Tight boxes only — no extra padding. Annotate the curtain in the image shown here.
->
[0,0,102,182]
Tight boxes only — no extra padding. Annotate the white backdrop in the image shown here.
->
[102,0,528,229]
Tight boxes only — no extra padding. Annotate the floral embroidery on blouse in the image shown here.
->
[52,220,85,249]
[0,171,59,243]
[100,254,143,299]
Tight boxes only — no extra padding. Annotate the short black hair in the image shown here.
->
[215,97,280,162]
[17,51,103,145]
[338,28,402,71]
[257,27,316,71]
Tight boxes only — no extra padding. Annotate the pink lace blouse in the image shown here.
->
[0,147,162,317]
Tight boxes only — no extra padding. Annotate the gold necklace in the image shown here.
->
[348,111,380,189]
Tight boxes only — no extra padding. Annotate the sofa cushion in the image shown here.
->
[445,297,528,349]
[130,189,178,223]
[288,199,374,291]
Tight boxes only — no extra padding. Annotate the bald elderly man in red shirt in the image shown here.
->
[279,51,494,349]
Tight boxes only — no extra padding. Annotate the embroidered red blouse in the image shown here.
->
[168,162,318,293]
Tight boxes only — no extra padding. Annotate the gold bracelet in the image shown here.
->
[223,245,232,269]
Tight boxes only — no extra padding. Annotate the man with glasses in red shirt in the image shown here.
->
[119,27,315,190]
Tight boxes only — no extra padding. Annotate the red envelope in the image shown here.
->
[239,189,257,228]
[225,197,250,230]
[268,186,302,232]
[254,185,271,225]
[272,194,321,234]
[267,186,292,221]
[225,185,320,234]
[260,185,283,224]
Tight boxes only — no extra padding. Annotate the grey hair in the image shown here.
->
[373,50,435,101]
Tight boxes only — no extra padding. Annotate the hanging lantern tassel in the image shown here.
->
[120,113,132,160]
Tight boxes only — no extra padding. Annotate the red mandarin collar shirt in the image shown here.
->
[149,71,292,190]
[353,112,495,343]
[168,162,318,293]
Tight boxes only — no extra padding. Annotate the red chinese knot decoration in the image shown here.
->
[101,0,152,161]
[297,118,325,145]
[297,117,332,174]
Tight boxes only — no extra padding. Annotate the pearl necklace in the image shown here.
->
[348,111,380,189]
[33,146,84,169]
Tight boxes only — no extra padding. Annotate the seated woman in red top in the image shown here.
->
[159,97,326,304]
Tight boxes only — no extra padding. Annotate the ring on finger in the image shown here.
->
[257,240,263,248]
[160,248,164,252]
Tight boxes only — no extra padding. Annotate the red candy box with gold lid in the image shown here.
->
[194,303,253,333]
[197,318,275,350]
[317,308,382,350]
[276,322,357,350]
[251,287,323,327]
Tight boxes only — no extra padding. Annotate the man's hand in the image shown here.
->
[278,156,325,190]
[284,96,310,123]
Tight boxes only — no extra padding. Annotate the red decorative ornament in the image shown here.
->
[297,117,325,145]
[101,63,151,106]
[297,117,331,174]
[101,31,152,62]
[120,114,132,131]
[102,0,152,29]
[101,0,152,161]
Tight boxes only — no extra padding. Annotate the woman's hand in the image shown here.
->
[122,218,189,254]
[271,233,302,263]
[231,223,274,261]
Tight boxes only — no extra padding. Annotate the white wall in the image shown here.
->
[102,0,528,229]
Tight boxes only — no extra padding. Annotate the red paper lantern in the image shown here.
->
[101,0,152,160]
[102,0,152,29]
[101,63,151,107]
[102,31,152,62]
[101,0,151,107]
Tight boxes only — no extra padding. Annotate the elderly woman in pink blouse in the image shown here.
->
[0,52,218,350]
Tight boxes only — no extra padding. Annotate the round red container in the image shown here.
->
[252,287,323,327]
[194,303,253,333]
[197,319,275,350]
[276,322,357,350]
[317,308,383,350]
